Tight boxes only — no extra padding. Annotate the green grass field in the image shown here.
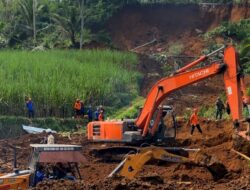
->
[0,50,141,117]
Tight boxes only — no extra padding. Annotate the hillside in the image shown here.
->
[107,4,250,54]
[0,3,250,190]
[107,4,250,115]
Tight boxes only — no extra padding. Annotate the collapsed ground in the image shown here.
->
[108,4,249,53]
[107,4,250,115]
[0,119,249,190]
[0,3,249,190]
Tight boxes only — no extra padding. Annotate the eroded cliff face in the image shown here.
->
[107,4,249,52]
[106,4,249,111]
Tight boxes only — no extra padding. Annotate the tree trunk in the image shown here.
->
[71,30,77,48]
[79,0,84,49]
[33,0,37,43]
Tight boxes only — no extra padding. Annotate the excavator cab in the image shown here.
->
[153,105,177,143]
[87,105,176,145]
[122,105,176,144]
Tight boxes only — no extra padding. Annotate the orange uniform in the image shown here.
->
[189,111,202,135]
[74,101,81,111]
[190,113,199,125]
[98,112,104,121]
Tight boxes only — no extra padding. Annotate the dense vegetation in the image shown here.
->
[0,0,132,49]
[0,0,248,49]
[138,0,247,4]
[206,19,250,73]
[0,50,140,117]
[112,97,145,119]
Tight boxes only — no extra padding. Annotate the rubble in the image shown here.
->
[0,120,249,190]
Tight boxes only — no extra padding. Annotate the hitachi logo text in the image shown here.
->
[189,69,209,79]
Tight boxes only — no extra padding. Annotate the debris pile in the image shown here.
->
[0,120,249,190]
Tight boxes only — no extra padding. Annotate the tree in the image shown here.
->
[79,0,84,49]
[240,38,250,73]
[33,0,37,42]
[52,0,81,48]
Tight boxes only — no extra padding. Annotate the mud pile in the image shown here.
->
[87,174,250,190]
[0,120,249,190]
[32,179,86,190]
[32,175,249,190]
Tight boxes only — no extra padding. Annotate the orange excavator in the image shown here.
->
[87,45,250,145]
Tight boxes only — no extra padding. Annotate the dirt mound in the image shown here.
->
[233,134,250,156]
[32,179,86,190]
[1,120,250,189]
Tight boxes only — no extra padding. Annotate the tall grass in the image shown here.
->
[0,49,140,117]
[112,96,145,119]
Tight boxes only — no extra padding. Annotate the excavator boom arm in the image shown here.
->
[136,46,243,136]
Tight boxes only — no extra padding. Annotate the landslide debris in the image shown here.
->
[0,120,249,190]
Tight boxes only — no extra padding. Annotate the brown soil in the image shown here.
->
[107,4,250,115]
[0,120,249,190]
[107,4,250,53]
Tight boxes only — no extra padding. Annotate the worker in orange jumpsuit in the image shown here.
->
[189,108,202,135]
[74,99,81,118]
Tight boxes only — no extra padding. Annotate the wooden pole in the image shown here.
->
[231,149,250,162]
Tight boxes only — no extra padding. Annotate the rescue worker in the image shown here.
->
[94,107,99,121]
[87,105,93,122]
[189,108,203,135]
[47,132,55,144]
[99,105,105,120]
[53,163,75,180]
[34,165,45,185]
[74,99,81,118]
[80,101,85,117]
[215,97,225,120]
[26,97,34,118]
[98,110,104,121]
[226,101,230,115]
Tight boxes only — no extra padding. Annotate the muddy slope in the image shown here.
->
[107,4,250,114]
[107,4,249,53]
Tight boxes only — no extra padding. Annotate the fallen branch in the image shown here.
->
[130,38,157,52]
[231,149,250,162]
[177,181,192,185]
